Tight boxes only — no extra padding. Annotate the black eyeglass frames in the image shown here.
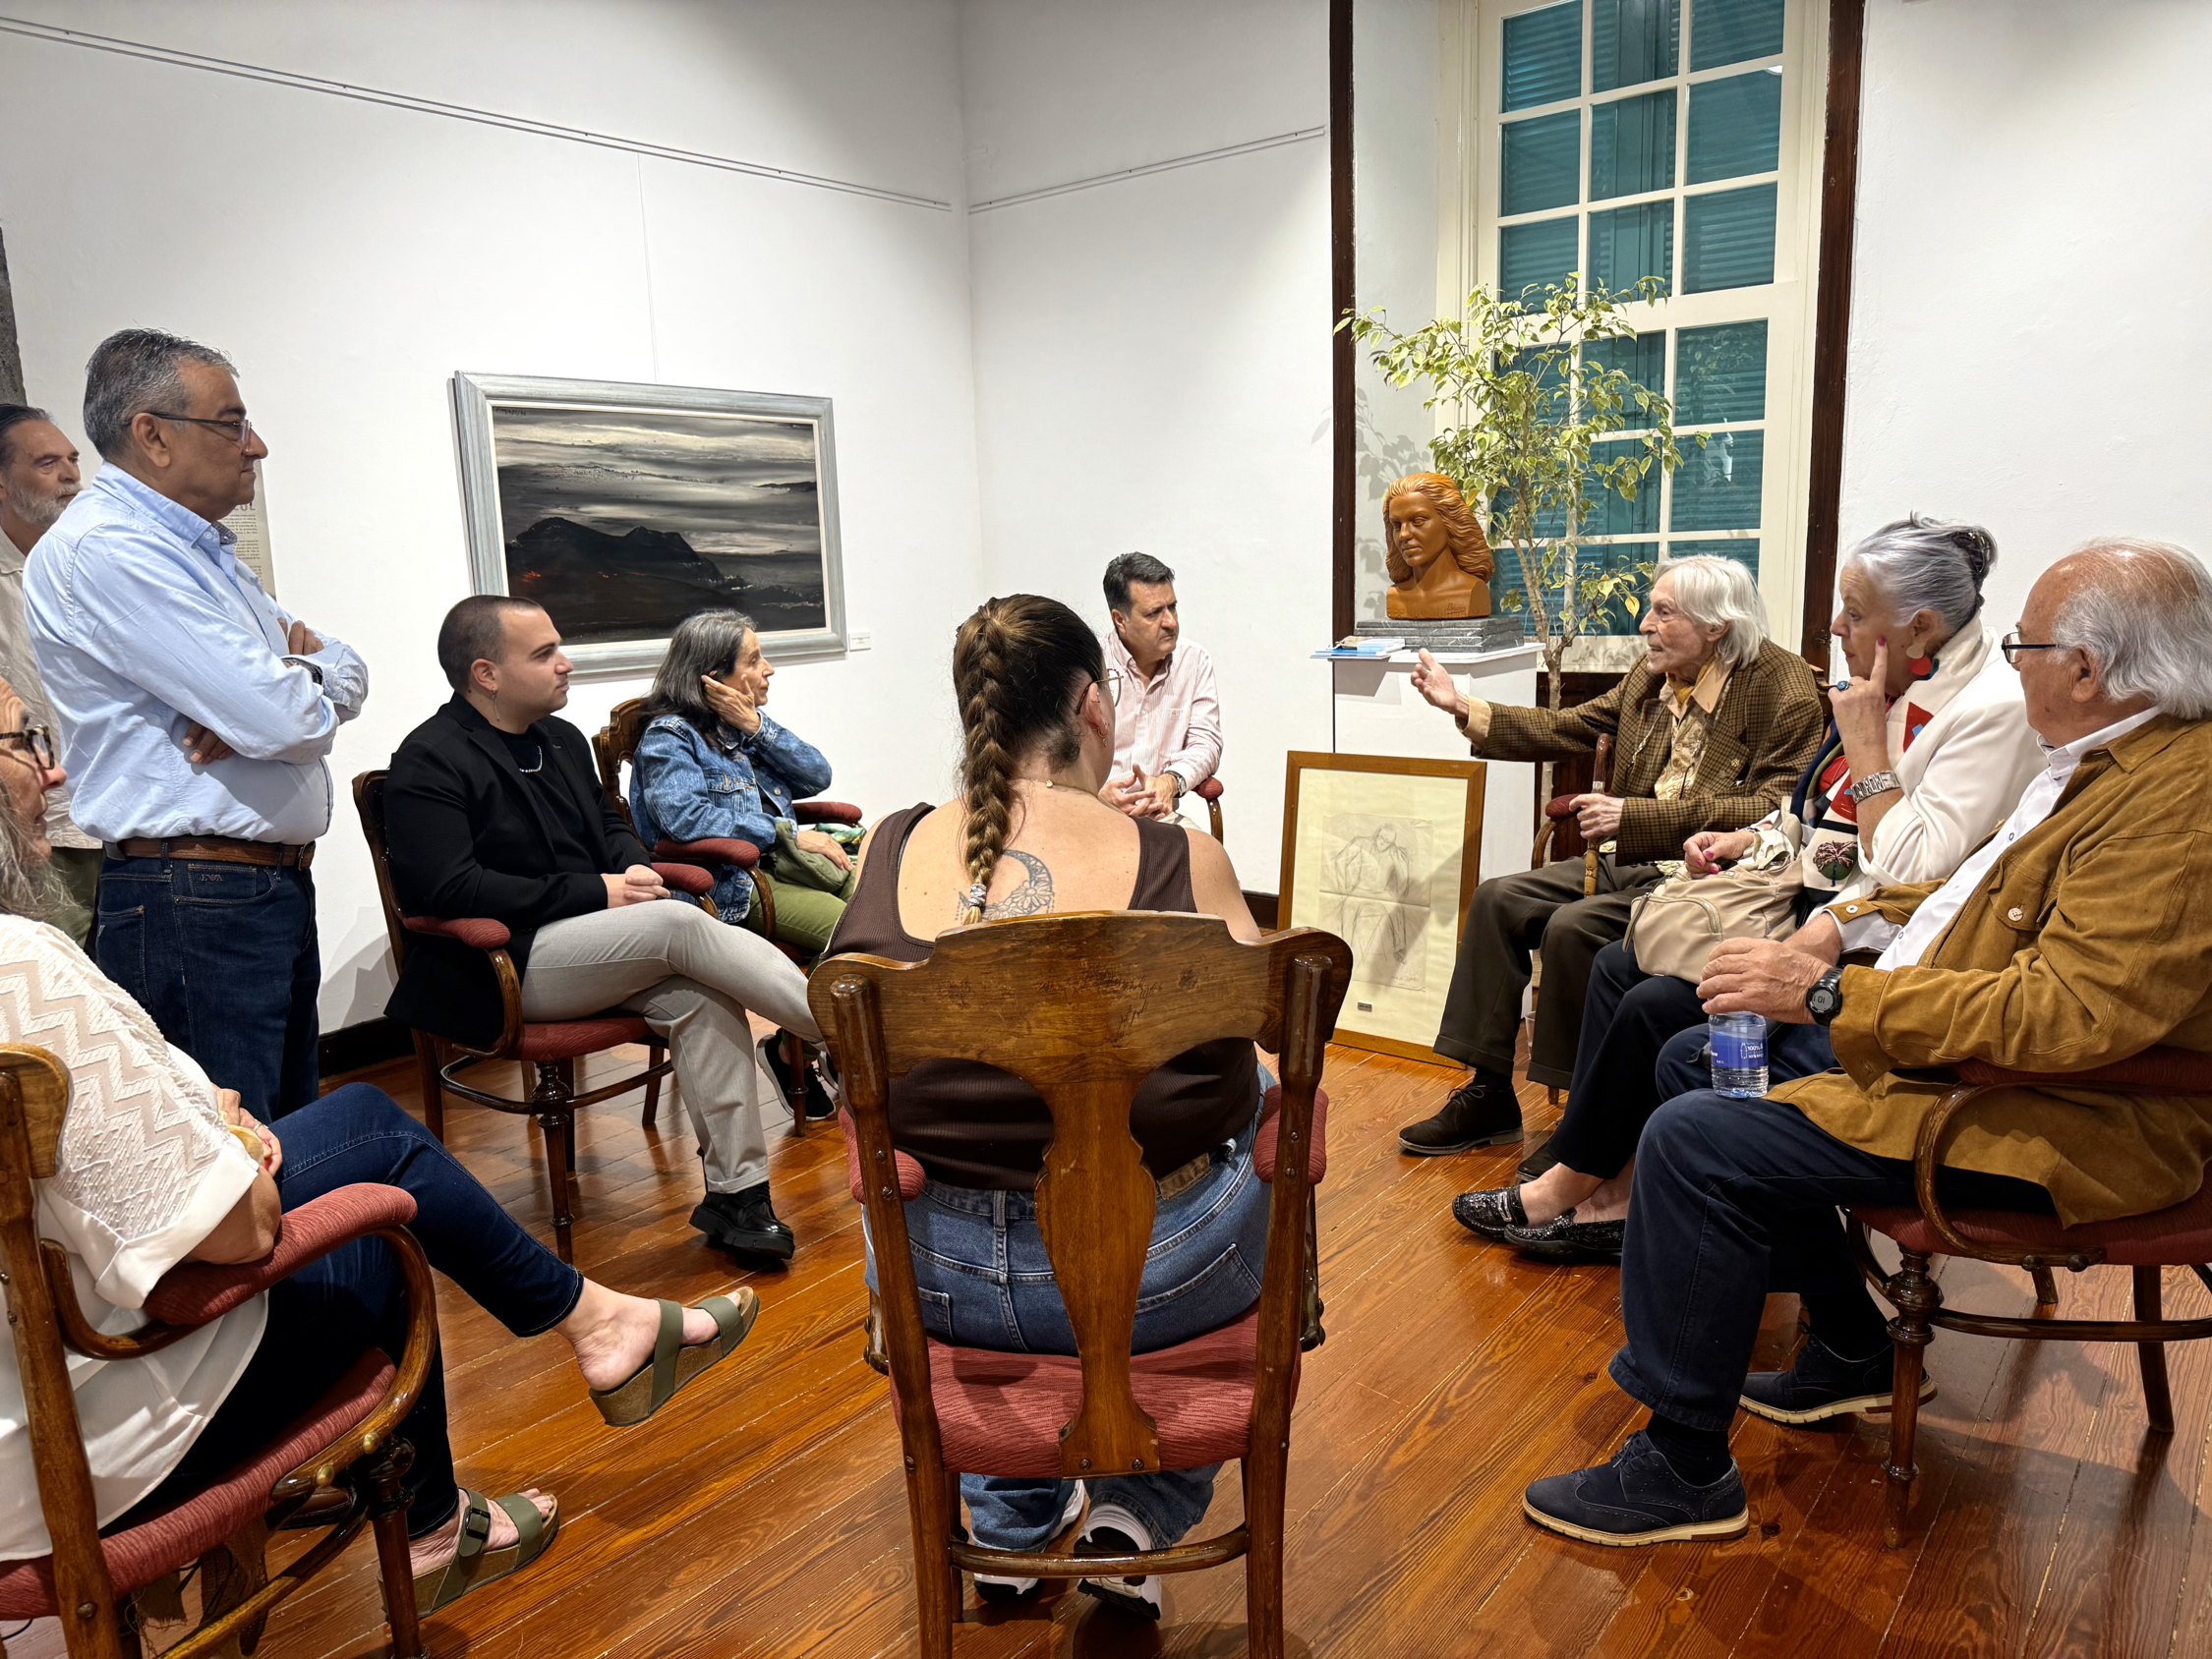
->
[0,726,56,769]
[146,411,257,447]
[2000,629,2065,667]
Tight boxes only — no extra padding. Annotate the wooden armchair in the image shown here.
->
[1848,1045,2212,1547]
[0,1045,437,1659]
[355,770,711,1265]
[592,696,864,1127]
[1193,776,1225,841]
[810,912,1351,1657]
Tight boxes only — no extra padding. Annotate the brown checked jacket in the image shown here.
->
[1775,713,2212,1225]
[1460,639,1826,864]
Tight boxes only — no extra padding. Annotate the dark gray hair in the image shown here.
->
[1104,551,1176,614]
[1840,513,1997,639]
[83,328,235,462]
[436,595,544,692]
[2052,538,2212,720]
[1651,553,1767,669]
[643,608,757,733]
[0,754,60,924]
[0,404,51,471]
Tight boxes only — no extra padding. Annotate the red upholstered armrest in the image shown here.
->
[653,836,761,870]
[145,1185,419,1328]
[403,915,511,949]
[1254,1084,1328,1185]
[1543,794,1581,821]
[1193,777,1224,802]
[653,862,715,895]
[1954,1045,2212,1093]
[841,1109,926,1203]
[794,800,863,826]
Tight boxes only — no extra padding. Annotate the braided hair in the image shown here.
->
[951,595,1105,925]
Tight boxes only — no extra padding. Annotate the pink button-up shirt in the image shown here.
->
[1104,626,1223,791]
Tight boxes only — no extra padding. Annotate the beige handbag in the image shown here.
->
[1624,831,1805,985]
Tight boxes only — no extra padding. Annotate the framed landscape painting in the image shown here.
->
[1279,750,1487,1063]
[451,372,846,673]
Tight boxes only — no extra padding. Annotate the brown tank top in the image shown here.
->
[824,802,1260,1189]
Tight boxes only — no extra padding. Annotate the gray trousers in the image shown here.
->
[520,898,820,1194]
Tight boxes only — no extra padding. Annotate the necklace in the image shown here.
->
[512,742,544,774]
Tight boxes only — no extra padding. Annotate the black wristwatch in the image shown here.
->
[1806,967,1845,1025]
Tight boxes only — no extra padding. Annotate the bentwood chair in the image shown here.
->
[1193,776,1225,841]
[810,911,1351,1657]
[1848,1045,2212,1547]
[0,1045,438,1659]
[592,696,865,1128]
[355,770,711,1265]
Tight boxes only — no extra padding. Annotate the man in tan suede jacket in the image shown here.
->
[1517,538,2212,1549]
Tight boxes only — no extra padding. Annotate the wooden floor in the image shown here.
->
[18,1041,2212,1658]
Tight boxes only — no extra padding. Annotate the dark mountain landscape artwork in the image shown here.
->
[490,404,830,643]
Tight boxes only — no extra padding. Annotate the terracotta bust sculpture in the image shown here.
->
[1383,472,1495,620]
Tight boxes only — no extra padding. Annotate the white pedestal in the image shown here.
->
[1325,645,1543,892]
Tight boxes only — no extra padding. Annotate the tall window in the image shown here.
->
[1465,0,1824,657]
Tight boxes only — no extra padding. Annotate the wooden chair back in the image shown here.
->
[811,912,1350,1479]
[352,770,419,980]
[592,698,652,828]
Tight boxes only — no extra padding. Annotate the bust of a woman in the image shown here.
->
[1383,472,1495,620]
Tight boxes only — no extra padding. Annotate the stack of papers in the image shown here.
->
[1320,636,1406,657]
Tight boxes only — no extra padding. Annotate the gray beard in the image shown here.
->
[13,490,70,536]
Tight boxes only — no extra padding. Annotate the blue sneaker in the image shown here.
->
[1740,1335,1931,1425]
[1523,1432,1749,1546]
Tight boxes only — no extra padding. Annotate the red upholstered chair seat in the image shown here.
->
[0,1350,394,1618]
[891,1308,1294,1478]
[1855,1161,2212,1266]
[516,1015,654,1061]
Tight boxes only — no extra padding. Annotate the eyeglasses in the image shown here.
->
[2000,629,2065,667]
[146,412,257,447]
[0,726,55,769]
[1101,670,1125,708]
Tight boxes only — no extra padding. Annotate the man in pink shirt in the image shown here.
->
[1099,552,1221,829]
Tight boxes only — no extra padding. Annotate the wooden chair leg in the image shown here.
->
[642,1039,665,1129]
[1882,1247,1940,1548]
[905,1459,959,1659]
[2134,1265,2177,1434]
[533,1061,578,1266]
[361,1440,427,1659]
[782,1032,807,1134]
[412,1031,445,1143]
[1244,1442,1289,1659]
[2031,1266,2060,1309]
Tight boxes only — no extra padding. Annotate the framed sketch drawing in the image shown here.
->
[1279,751,1486,1062]
[451,372,846,674]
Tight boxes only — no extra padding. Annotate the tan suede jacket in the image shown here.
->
[1773,713,2212,1225]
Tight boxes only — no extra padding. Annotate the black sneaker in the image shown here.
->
[1740,1334,1931,1425]
[1505,1214,1626,1265]
[1452,1185,1529,1238]
[1523,1431,1749,1546]
[1399,1074,1523,1155]
[690,1183,797,1262]
[1076,1511,1162,1621]
[758,1033,836,1119]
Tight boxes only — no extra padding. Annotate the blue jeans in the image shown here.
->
[94,855,321,1119]
[870,1068,1277,1552]
[1610,1090,2053,1431]
[127,1084,585,1538]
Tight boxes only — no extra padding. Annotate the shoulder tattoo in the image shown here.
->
[969,849,1055,921]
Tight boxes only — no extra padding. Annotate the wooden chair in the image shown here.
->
[811,912,1351,1657]
[1193,776,1225,841]
[0,1044,437,1659]
[592,696,864,1127]
[1525,733,1612,1115]
[354,770,709,1265]
[1848,1045,2212,1547]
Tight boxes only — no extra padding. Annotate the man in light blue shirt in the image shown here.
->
[27,329,367,1118]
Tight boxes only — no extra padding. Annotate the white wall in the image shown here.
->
[1839,0,2212,648]
[0,0,987,1028]
[959,0,1336,889]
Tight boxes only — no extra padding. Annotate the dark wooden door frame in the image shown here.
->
[1328,0,1870,666]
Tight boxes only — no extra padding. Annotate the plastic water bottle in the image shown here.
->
[1710,1011,1769,1098]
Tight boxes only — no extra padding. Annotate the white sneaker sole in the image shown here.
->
[1522,1496,1750,1547]
[1738,1373,1936,1426]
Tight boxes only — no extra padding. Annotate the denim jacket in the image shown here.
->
[629,712,833,922]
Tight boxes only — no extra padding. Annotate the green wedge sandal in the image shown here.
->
[414,1487,560,1616]
[588,1290,760,1427]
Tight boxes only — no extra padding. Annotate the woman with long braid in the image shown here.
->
[825,595,1267,1622]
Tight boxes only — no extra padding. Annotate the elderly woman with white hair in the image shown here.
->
[1456,516,2045,1263]
[1399,553,1828,1159]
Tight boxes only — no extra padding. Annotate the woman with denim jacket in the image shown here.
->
[629,610,857,960]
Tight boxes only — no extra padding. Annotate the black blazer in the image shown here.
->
[383,695,649,1050]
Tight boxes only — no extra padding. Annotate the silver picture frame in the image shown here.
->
[450,372,848,675]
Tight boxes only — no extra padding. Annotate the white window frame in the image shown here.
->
[1434,0,1829,666]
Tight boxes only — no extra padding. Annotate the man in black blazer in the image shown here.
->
[384,596,817,1261]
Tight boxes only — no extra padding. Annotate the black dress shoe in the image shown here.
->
[691,1183,797,1262]
[1504,1213,1626,1264]
[1452,1185,1529,1238]
[1517,1131,1561,1183]
[1523,1431,1748,1546]
[758,1032,836,1119]
[1399,1074,1523,1155]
